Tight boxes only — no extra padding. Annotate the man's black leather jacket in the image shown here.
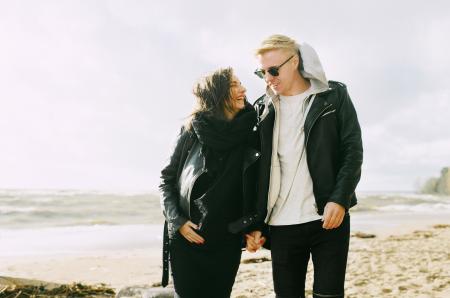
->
[254,81,363,217]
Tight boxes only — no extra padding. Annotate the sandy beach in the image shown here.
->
[232,223,450,298]
[1,215,449,297]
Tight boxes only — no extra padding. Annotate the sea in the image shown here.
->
[1,189,449,257]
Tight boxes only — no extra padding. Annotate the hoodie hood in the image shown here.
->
[298,42,329,94]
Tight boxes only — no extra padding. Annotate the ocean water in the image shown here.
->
[0,189,449,256]
[0,189,164,229]
[0,189,164,256]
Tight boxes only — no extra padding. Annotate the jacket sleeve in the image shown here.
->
[329,86,363,209]
[159,127,189,236]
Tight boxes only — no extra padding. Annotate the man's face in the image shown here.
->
[257,49,297,96]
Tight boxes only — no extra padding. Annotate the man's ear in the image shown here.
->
[293,55,300,69]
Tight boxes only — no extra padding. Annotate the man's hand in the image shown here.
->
[322,202,345,229]
[245,230,266,252]
[179,221,205,244]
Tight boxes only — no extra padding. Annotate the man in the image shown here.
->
[246,34,363,298]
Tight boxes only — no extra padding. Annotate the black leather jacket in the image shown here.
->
[159,126,261,239]
[254,81,363,217]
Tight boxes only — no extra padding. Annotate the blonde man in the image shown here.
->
[247,35,363,298]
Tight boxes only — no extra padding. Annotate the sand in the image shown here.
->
[1,222,450,297]
[0,250,160,289]
[232,224,450,298]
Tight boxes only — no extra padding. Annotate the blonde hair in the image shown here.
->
[255,34,299,56]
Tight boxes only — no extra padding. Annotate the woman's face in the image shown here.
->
[228,74,247,117]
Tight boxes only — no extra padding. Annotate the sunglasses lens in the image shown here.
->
[254,69,265,79]
[268,67,279,77]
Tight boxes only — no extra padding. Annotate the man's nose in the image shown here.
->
[264,73,274,83]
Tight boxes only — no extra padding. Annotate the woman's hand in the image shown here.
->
[179,221,205,244]
[245,230,266,252]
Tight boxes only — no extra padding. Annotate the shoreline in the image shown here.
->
[350,210,450,237]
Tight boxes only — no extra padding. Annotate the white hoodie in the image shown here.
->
[262,43,329,225]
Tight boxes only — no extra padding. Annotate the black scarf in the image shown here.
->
[191,103,257,175]
[192,103,257,151]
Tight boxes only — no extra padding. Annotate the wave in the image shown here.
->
[0,206,38,214]
[0,188,157,197]
[354,193,450,213]
[0,193,164,228]
[376,203,450,213]
[359,192,450,201]
[1,189,448,229]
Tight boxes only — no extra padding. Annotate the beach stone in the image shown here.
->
[116,286,174,298]
[352,231,376,238]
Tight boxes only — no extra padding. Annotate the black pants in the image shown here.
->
[270,215,350,298]
[169,232,242,298]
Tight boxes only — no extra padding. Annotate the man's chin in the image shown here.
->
[270,86,280,95]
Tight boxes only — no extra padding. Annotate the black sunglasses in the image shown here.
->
[254,55,294,79]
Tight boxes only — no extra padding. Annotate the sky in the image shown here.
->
[0,0,449,192]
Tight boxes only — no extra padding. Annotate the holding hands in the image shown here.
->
[245,230,266,252]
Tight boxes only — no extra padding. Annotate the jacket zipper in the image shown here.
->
[266,101,276,221]
[305,103,332,148]
[304,103,332,214]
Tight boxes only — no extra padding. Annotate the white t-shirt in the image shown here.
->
[269,89,321,225]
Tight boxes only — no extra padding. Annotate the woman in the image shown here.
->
[159,67,262,297]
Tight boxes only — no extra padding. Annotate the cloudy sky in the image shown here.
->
[1,0,449,192]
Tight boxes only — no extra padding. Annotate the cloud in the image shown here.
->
[0,0,449,191]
